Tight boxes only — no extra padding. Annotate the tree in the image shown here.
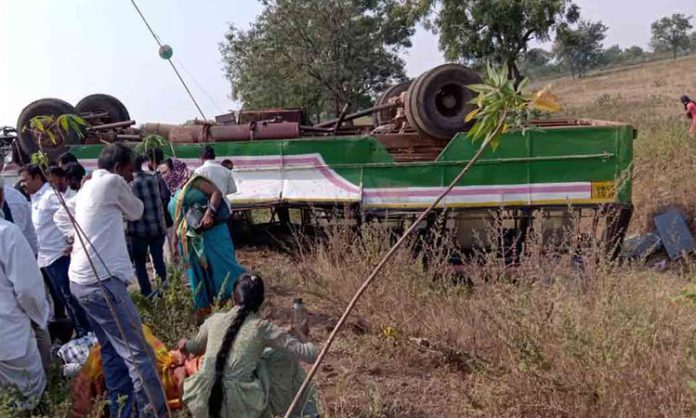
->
[524,48,553,68]
[689,32,696,53]
[519,48,554,76]
[650,14,693,60]
[554,20,608,78]
[623,45,645,62]
[426,0,580,80]
[600,44,623,66]
[221,24,328,121]
[220,0,416,119]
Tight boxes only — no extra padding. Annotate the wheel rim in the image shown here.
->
[374,81,411,126]
[405,64,481,140]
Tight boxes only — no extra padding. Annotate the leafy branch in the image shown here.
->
[135,134,169,155]
[465,62,560,150]
[25,114,88,168]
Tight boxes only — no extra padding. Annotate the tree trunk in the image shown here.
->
[508,60,523,88]
[673,47,678,60]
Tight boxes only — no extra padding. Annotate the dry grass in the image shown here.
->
[256,224,696,418]
[550,59,696,234]
[534,54,696,118]
[18,58,696,417]
[262,60,696,417]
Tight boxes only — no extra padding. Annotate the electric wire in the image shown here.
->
[174,57,226,115]
[127,0,208,120]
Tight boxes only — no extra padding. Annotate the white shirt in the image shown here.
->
[3,185,38,255]
[54,169,144,285]
[31,182,69,268]
[194,160,237,205]
[0,219,49,361]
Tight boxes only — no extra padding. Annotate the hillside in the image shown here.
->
[534,54,696,118]
[533,55,696,235]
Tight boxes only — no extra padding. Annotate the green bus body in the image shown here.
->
[66,121,634,211]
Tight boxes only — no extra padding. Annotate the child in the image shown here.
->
[680,95,696,136]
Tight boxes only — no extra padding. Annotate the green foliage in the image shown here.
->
[623,45,646,62]
[135,134,168,156]
[220,23,328,121]
[131,265,198,348]
[29,114,87,143]
[519,47,555,77]
[26,114,86,147]
[426,0,579,79]
[597,44,647,67]
[554,20,608,78]
[220,0,416,120]
[466,63,559,151]
[651,14,693,60]
[31,151,49,169]
[600,44,623,66]
[26,114,88,168]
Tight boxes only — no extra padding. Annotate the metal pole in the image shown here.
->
[316,103,398,128]
[88,120,137,131]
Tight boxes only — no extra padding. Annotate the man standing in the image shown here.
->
[21,164,91,338]
[221,159,234,170]
[63,162,87,194]
[57,152,78,168]
[146,148,174,264]
[145,148,172,222]
[193,145,236,206]
[0,178,50,411]
[128,155,168,297]
[1,172,37,254]
[55,143,167,418]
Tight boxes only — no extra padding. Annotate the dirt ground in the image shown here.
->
[237,248,475,418]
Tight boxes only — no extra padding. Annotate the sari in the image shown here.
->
[169,175,246,310]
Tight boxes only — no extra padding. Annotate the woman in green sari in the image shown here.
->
[178,274,319,418]
[169,175,246,312]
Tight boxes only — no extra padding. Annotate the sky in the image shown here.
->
[0,0,693,124]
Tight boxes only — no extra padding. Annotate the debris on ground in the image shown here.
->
[654,208,696,260]
[622,208,695,267]
[622,233,663,259]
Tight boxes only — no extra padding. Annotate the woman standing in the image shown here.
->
[169,174,246,313]
[178,274,319,418]
[148,148,191,195]
[681,95,696,136]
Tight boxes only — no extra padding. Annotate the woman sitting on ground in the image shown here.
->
[178,274,320,418]
[169,173,246,314]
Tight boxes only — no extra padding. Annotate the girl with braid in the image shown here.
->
[177,274,320,418]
